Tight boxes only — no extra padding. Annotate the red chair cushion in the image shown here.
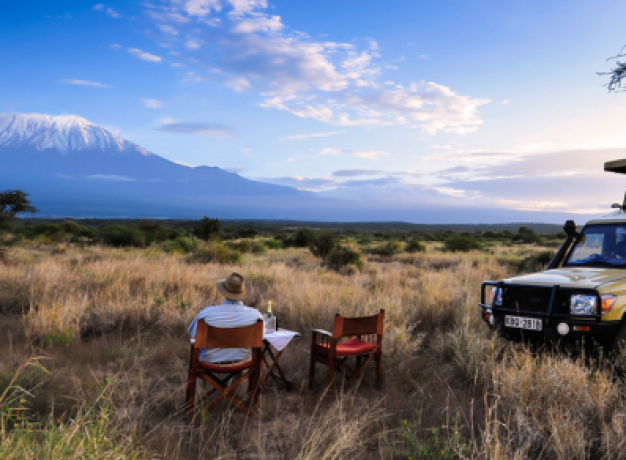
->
[198,357,255,372]
[317,338,377,356]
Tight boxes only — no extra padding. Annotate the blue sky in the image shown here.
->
[3,0,626,220]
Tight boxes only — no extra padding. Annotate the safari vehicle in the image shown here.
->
[479,159,626,348]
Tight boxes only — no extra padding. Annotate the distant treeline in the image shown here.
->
[17,217,566,235]
[3,217,565,250]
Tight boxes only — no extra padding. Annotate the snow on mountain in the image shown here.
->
[0,113,150,155]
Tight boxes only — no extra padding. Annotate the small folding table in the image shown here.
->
[262,328,300,391]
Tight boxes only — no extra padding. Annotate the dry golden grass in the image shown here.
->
[2,242,625,458]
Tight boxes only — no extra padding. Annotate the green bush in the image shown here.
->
[324,244,362,271]
[188,242,241,264]
[193,216,220,241]
[443,235,483,252]
[292,228,316,248]
[512,226,542,244]
[250,241,267,254]
[406,239,426,253]
[264,239,282,249]
[166,236,197,253]
[366,240,404,257]
[98,226,147,247]
[227,240,252,253]
[30,223,64,237]
[310,230,336,258]
[518,250,555,272]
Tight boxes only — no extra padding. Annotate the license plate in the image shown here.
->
[504,315,542,331]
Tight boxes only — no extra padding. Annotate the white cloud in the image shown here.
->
[227,76,251,91]
[502,100,510,105]
[225,166,245,173]
[106,7,121,18]
[157,121,232,138]
[59,79,112,88]
[279,130,346,141]
[233,14,282,33]
[319,147,390,160]
[109,43,122,50]
[86,174,135,181]
[144,0,488,134]
[128,48,162,63]
[141,98,164,108]
[349,150,390,160]
[185,39,201,49]
[158,24,178,35]
[93,4,121,17]
[184,0,224,16]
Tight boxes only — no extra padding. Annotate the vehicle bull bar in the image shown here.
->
[479,281,603,327]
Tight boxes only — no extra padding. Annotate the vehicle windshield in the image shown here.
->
[565,224,626,267]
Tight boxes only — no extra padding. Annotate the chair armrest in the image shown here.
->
[310,329,332,337]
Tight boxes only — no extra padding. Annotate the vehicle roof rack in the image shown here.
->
[605,159,626,174]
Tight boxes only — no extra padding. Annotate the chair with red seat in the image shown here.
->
[309,309,385,390]
[186,319,263,419]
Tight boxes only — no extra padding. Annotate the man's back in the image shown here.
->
[189,300,263,363]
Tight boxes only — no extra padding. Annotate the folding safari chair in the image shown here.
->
[186,319,263,419]
[309,309,385,391]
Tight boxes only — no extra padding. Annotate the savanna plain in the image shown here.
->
[2,223,626,459]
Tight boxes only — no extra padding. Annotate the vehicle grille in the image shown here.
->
[502,286,552,314]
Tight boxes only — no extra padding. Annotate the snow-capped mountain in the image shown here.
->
[0,113,149,155]
[0,113,324,218]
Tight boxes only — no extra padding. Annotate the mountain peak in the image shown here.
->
[0,113,149,155]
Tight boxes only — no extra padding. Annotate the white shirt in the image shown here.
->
[188,300,264,363]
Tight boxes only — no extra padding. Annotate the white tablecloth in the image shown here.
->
[264,329,299,352]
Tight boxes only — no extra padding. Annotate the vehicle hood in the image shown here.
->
[505,268,626,289]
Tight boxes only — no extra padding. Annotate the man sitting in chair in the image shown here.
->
[188,272,263,363]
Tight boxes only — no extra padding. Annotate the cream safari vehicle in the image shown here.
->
[480,159,626,348]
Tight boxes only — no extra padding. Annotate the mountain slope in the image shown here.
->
[0,113,308,218]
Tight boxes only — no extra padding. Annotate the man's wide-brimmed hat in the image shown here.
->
[216,272,247,300]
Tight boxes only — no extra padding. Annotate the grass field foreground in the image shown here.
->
[2,241,626,458]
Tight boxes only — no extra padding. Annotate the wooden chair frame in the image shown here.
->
[309,309,385,391]
[186,319,263,419]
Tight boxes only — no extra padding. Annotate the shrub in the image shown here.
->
[136,219,180,242]
[324,243,362,271]
[193,216,220,241]
[60,220,81,234]
[292,228,316,248]
[30,223,64,237]
[310,230,336,258]
[518,250,555,272]
[188,242,241,264]
[366,240,404,257]
[166,236,196,253]
[227,240,252,253]
[444,235,483,252]
[405,239,426,253]
[264,239,282,249]
[512,226,542,244]
[250,241,267,254]
[98,226,147,247]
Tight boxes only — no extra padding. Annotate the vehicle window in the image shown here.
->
[565,224,626,267]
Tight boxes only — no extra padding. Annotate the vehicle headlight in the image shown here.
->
[570,294,617,315]
[491,287,503,306]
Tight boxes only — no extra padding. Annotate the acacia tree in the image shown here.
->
[0,190,37,226]
[598,46,626,91]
